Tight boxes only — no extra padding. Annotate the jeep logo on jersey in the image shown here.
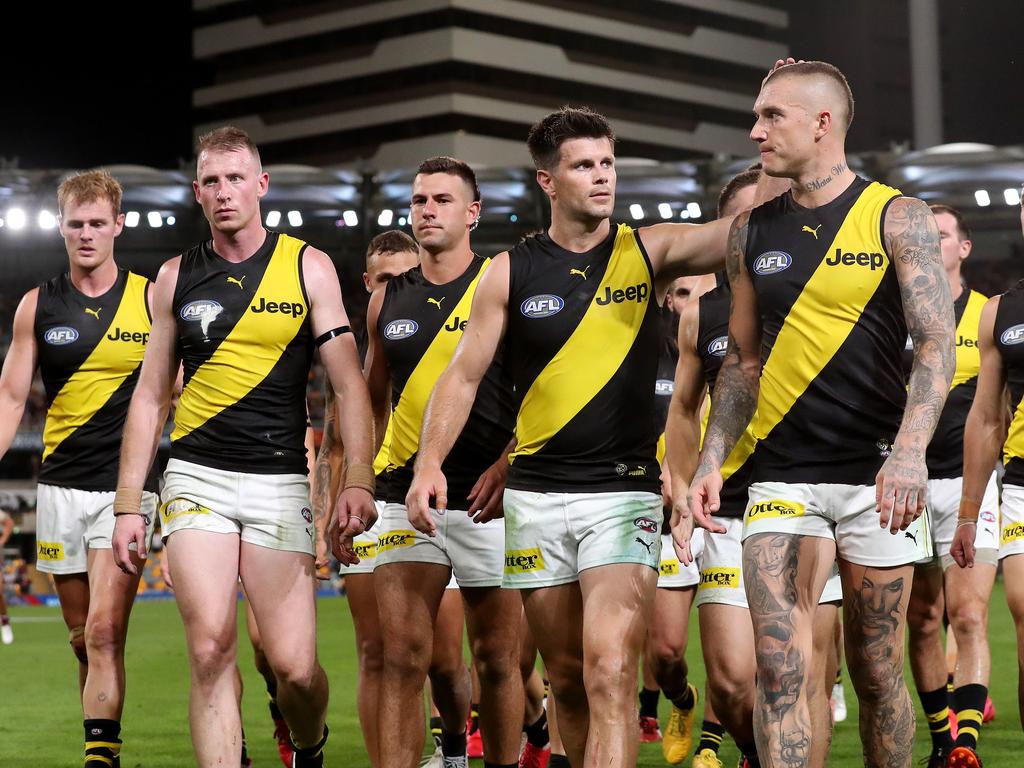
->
[43,326,79,345]
[1001,324,1024,345]
[520,294,564,318]
[752,251,792,275]
[180,299,223,322]
[708,336,728,357]
[383,319,419,340]
[251,298,305,316]
[596,282,649,305]
[825,249,885,270]
[655,379,674,396]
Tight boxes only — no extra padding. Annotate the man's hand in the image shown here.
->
[763,57,802,87]
[315,534,331,580]
[949,522,977,569]
[406,466,448,537]
[466,457,508,524]
[687,468,730,537]
[112,515,148,575]
[874,445,927,533]
[329,487,377,565]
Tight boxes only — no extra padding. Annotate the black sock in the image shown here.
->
[695,720,725,755]
[291,725,328,766]
[919,685,955,750]
[241,728,250,764]
[468,704,480,734]
[737,741,759,766]
[84,719,121,765]
[441,729,467,758]
[638,687,660,718]
[953,683,988,751]
[267,689,284,722]
[524,709,549,748]
[430,716,444,749]
[947,672,955,696]
[549,755,571,768]
[671,683,696,711]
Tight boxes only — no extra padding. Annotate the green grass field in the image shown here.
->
[1,581,1020,767]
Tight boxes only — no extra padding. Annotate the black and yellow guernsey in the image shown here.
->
[505,224,660,494]
[721,176,906,486]
[373,256,515,504]
[995,281,1024,488]
[902,288,987,479]
[697,279,753,518]
[171,231,313,474]
[35,268,151,491]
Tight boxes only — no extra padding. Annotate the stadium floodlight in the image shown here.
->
[124,211,140,228]
[377,209,394,227]
[287,210,303,227]
[0,218,5,228]
[147,211,163,228]
[38,210,57,230]
[343,210,358,227]
[7,208,26,230]
[974,190,991,207]
[397,217,406,226]
[629,204,644,220]
[265,210,281,227]
[687,202,702,218]
[166,216,176,226]
[510,214,518,223]
[658,203,673,219]
[679,210,691,220]
[1004,188,1022,206]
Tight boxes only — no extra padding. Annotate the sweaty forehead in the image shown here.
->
[197,147,257,177]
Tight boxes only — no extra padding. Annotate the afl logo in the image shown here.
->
[44,326,79,345]
[520,294,564,318]
[1001,324,1024,345]
[753,251,792,275]
[708,336,728,357]
[180,299,223,321]
[384,319,418,340]
[655,379,674,396]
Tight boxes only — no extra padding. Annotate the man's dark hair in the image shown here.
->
[366,229,418,260]
[717,164,762,218]
[527,106,616,170]
[416,156,480,202]
[929,204,971,242]
[764,61,855,131]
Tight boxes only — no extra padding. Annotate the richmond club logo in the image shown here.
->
[520,294,564,318]
[384,319,418,340]
[44,326,79,345]
[752,251,792,275]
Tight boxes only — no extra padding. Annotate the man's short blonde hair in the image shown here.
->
[57,170,122,217]
[196,126,262,171]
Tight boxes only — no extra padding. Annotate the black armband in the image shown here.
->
[315,325,352,348]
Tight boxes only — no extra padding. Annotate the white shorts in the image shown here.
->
[35,484,157,575]
[657,530,703,588]
[1000,484,1024,560]
[695,516,843,608]
[341,501,385,576]
[161,458,314,556]
[502,489,662,589]
[742,482,931,567]
[921,475,1000,568]
[373,502,504,588]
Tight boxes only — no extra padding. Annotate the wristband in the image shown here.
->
[113,487,143,517]
[344,463,376,496]
[957,497,981,523]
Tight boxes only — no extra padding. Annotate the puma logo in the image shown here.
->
[226,276,246,289]
[635,537,654,554]
[570,266,590,280]
[84,307,101,320]
[904,530,918,545]
[802,224,822,239]
[427,297,445,310]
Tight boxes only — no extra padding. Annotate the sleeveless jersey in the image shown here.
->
[372,257,515,505]
[654,306,678,465]
[723,176,906,486]
[505,224,660,493]
[902,288,986,478]
[35,268,151,491]
[171,231,313,474]
[995,282,1024,487]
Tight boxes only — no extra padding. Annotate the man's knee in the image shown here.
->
[584,650,638,703]
[357,636,385,676]
[189,634,236,682]
[907,591,944,638]
[648,633,687,677]
[849,656,904,704]
[472,638,518,686]
[947,598,988,640]
[273,657,323,692]
[69,625,88,665]
[85,615,124,660]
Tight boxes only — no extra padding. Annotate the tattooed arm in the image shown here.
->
[880,197,956,532]
[688,211,762,520]
[312,388,344,573]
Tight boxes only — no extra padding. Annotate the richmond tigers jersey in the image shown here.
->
[654,310,678,465]
[723,176,906,486]
[374,257,515,504]
[505,224,660,493]
[902,288,986,478]
[171,231,313,474]
[995,282,1024,487]
[35,269,152,490]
